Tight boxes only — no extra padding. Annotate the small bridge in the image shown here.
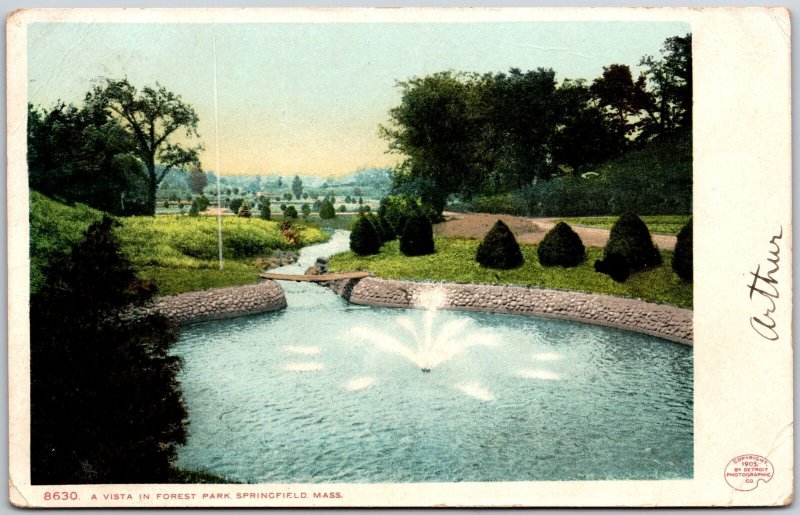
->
[259,271,371,282]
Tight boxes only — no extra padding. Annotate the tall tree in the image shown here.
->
[85,78,203,214]
[589,64,649,139]
[28,102,149,215]
[637,33,692,138]
[380,71,479,213]
[188,167,208,195]
[291,175,304,200]
[552,79,625,173]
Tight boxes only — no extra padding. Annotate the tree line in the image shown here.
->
[28,78,203,215]
[381,34,691,214]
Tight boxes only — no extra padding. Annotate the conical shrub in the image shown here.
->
[350,215,381,256]
[672,219,692,282]
[603,212,662,271]
[374,215,394,243]
[537,222,585,267]
[399,214,435,256]
[476,220,524,269]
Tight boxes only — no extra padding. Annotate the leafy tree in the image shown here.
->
[672,218,692,281]
[163,199,170,209]
[344,195,353,204]
[283,192,293,201]
[228,198,243,215]
[260,200,271,220]
[604,212,662,270]
[302,193,308,199]
[27,102,148,215]
[338,205,347,213]
[590,64,649,139]
[377,194,426,237]
[301,203,311,220]
[284,205,298,219]
[188,199,200,217]
[475,220,523,269]
[188,168,208,194]
[85,78,203,215]
[399,213,435,256]
[537,222,585,267]
[381,71,479,213]
[637,33,692,138]
[30,217,186,484]
[195,195,210,212]
[552,79,625,173]
[291,175,304,200]
[349,215,381,255]
[319,200,336,219]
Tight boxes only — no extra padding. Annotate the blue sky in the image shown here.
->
[28,21,689,176]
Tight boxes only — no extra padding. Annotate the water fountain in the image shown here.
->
[348,288,499,372]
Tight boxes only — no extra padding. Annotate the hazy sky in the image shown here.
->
[28,21,688,176]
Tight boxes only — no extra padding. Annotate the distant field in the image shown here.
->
[329,237,692,308]
[559,215,691,235]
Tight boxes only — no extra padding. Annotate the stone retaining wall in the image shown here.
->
[150,281,286,325]
[326,277,693,345]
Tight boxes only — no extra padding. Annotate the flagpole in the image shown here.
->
[213,32,224,270]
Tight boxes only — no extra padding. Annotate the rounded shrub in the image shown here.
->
[229,198,243,215]
[349,215,381,255]
[188,199,199,217]
[672,219,692,282]
[284,205,298,219]
[594,252,631,283]
[319,200,336,219]
[537,222,585,267]
[399,214,435,256]
[260,201,271,220]
[603,212,662,270]
[374,215,394,243]
[476,220,524,269]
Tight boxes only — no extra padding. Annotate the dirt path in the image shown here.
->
[434,212,676,251]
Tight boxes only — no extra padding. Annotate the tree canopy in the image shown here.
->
[85,78,204,214]
[380,34,692,215]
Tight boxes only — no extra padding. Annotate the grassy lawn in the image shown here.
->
[30,191,330,296]
[116,216,329,295]
[328,237,692,308]
[558,215,691,235]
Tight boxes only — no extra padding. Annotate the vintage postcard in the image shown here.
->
[6,7,792,507]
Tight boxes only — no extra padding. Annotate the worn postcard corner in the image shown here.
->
[6,6,793,508]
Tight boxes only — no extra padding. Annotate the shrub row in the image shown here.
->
[473,214,692,285]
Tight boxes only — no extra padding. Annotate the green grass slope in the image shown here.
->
[30,191,329,295]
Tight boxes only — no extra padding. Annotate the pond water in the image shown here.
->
[172,230,693,483]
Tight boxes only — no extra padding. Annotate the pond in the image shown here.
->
[172,230,693,483]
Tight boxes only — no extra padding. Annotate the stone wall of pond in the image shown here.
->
[325,277,693,346]
[148,281,286,325]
